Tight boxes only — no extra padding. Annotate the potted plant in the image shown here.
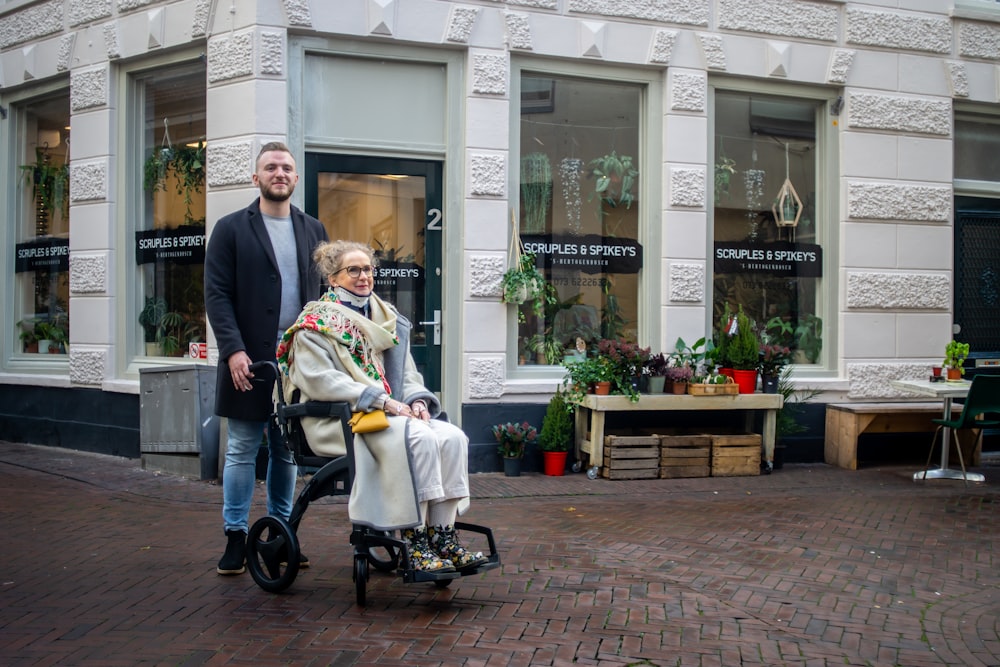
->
[943,340,970,381]
[138,297,186,356]
[538,390,573,476]
[666,363,693,394]
[500,250,555,323]
[794,313,823,364]
[725,306,761,394]
[596,338,650,401]
[34,320,67,354]
[759,343,791,393]
[563,355,616,404]
[492,421,538,477]
[644,352,670,393]
[16,319,39,353]
[772,366,821,471]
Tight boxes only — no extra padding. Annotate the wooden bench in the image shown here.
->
[824,402,975,470]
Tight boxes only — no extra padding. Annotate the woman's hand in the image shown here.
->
[386,399,414,419]
[410,400,430,422]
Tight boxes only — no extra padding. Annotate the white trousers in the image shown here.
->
[407,418,470,504]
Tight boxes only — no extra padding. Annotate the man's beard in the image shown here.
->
[260,182,294,202]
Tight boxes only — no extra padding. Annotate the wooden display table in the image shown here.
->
[572,393,783,479]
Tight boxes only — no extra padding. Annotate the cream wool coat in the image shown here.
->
[280,296,460,530]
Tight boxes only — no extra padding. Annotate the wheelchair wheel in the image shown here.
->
[367,531,400,573]
[353,554,369,606]
[246,515,300,593]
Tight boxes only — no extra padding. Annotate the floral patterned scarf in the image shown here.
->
[276,289,399,396]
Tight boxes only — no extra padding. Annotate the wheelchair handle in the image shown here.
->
[248,360,284,405]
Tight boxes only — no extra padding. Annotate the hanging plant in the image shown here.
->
[143,119,206,225]
[20,147,69,235]
[558,157,584,234]
[587,151,638,210]
[714,156,736,204]
[501,210,555,323]
[520,152,552,234]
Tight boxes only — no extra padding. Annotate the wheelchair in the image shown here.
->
[243,361,500,605]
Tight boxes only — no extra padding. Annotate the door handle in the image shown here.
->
[419,309,441,345]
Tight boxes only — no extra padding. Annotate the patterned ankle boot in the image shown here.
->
[429,524,489,570]
[402,526,455,573]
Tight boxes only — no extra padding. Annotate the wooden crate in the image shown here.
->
[602,435,659,480]
[711,433,761,477]
[659,434,711,478]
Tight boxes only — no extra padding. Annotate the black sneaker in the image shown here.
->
[217,530,246,575]
[279,548,310,569]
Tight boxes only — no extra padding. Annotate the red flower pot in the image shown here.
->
[542,451,568,476]
[732,369,758,394]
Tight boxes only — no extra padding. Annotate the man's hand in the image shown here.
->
[227,351,254,392]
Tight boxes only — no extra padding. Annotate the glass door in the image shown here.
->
[304,154,443,390]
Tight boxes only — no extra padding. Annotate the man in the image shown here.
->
[205,141,329,575]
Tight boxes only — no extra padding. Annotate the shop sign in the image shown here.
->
[714,241,823,278]
[135,226,206,265]
[374,261,424,291]
[521,234,643,274]
[15,237,69,273]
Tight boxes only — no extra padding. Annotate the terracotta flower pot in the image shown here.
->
[946,367,962,381]
[594,381,612,395]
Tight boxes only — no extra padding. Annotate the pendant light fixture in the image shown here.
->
[771,142,802,229]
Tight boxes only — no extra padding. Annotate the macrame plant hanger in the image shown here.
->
[772,141,803,241]
[509,208,526,273]
[161,118,174,158]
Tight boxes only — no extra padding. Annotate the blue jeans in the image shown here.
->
[222,417,297,533]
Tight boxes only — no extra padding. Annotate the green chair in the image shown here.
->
[922,374,1000,484]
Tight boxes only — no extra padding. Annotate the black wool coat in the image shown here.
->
[205,198,329,421]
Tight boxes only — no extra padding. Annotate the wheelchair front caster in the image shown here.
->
[586,465,599,480]
[353,553,369,606]
[246,515,300,593]
[571,461,582,473]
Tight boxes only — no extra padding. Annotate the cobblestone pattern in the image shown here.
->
[1,442,999,666]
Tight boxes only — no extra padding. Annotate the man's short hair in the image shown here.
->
[256,141,292,165]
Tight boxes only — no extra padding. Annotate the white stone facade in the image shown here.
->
[2,0,998,418]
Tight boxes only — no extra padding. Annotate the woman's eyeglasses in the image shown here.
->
[335,265,376,278]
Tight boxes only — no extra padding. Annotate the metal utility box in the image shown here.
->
[139,364,219,480]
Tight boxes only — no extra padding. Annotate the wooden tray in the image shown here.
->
[687,381,739,396]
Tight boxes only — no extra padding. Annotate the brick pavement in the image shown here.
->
[1,440,999,666]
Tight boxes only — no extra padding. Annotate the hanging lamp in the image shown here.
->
[771,142,802,228]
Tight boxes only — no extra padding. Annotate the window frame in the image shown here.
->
[508,58,662,379]
[2,79,71,371]
[708,78,839,377]
[118,49,207,378]
[953,0,1000,22]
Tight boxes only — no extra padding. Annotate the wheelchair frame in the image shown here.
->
[243,361,500,605]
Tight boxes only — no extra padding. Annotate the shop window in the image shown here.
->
[516,73,643,366]
[954,114,1000,182]
[133,63,206,358]
[713,91,824,365]
[13,94,70,356]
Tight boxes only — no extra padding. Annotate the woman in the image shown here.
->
[276,240,485,573]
